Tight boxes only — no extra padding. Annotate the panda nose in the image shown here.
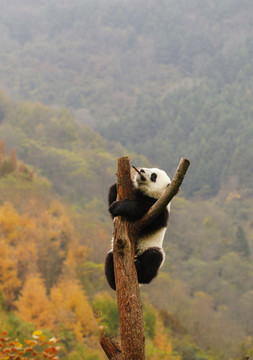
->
[140,169,146,181]
[132,166,146,181]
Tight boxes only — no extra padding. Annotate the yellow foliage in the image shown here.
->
[0,202,42,282]
[203,216,214,228]
[0,202,22,242]
[50,277,98,340]
[0,202,34,245]
[15,242,39,281]
[35,205,74,289]
[38,201,73,251]
[154,318,172,354]
[63,244,87,276]
[226,190,241,203]
[0,241,21,307]
[32,329,43,338]
[150,317,180,360]
[15,275,55,329]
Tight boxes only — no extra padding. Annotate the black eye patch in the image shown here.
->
[140,169,145,173]
[151,173,157,182]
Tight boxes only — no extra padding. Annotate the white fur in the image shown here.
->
[132,167,171,201]
[136,227,166,255]
[110,168,171,257]
[132,167,171,258]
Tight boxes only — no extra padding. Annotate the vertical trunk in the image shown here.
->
[100,156,190,360]
[113,156,145,360]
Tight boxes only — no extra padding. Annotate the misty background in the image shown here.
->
[0,1,253,359]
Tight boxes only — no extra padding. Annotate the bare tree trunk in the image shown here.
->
[100,156,190,360]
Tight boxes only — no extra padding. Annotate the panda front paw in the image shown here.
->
[109,199,132,217]
[109,201,122,217]
[109,199,135,218]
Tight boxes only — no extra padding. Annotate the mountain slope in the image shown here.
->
[0,0,253,196]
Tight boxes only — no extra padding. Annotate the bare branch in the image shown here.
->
[100,333,121,359]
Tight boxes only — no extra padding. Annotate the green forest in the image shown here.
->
[0,0,253,359]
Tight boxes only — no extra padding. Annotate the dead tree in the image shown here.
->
[100,156,190,360]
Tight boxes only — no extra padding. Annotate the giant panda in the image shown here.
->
[105,166,171,290]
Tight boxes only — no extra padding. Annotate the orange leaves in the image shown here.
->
[24,340,37,347]
[0,142,33,180]
[43,343,61,358]
[0,331,61,360]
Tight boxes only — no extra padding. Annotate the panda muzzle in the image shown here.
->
[132,165,146,181]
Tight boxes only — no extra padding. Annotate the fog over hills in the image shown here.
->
[0,2,253,358]
[0,0,253,196]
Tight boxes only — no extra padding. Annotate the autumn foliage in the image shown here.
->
[0,330,60,360]
[0,149,103,358]
[0,144,208,359]
[0,141,33,180]
[50,277,98,340]
[0,198,100,341]
[16,276,55,329]
[0,241,21,308]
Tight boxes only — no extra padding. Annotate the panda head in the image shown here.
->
[132,167,171,199]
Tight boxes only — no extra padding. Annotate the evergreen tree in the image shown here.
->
[234,225,250,257]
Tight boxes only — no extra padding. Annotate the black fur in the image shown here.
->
[108,184,169,233]
[105,251,116,290]
[105,183,169,290]
[105,248,163,291]
[135,248,164,284]
[108,183,117,208]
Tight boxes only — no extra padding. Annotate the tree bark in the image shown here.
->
[100,333,121,359]
[100,156,190,360]
[113,156,145,360]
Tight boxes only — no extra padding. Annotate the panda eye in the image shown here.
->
[151,173,157,182]
[140,169,145,173]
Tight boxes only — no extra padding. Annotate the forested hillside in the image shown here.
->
[0,0,253,359]
[0,89,148,208]
[0,95,215,360]
[0,91,252,359]
[0,0,253,196]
